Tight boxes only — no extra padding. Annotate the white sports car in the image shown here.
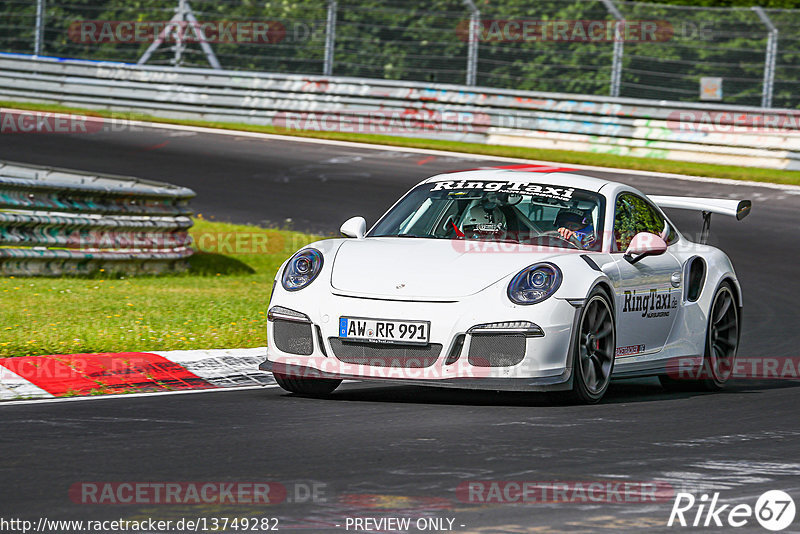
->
[260,169,751,403]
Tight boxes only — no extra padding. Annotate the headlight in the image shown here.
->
[507,262,562,305]
[282,248,324,291]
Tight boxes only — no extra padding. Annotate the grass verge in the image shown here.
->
[0,219,320,357]
[2,99,799,186]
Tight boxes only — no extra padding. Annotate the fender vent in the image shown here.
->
[687,257,706,302]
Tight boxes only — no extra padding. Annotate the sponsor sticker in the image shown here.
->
[622,288,678,318]
[616,344,646,357]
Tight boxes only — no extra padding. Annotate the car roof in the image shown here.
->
[422,170,613,193]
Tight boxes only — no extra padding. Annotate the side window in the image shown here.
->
[664,221,679,245]
[613,193,667,252]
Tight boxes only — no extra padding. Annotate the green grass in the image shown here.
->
[0,219,321,357]
[3,99,800,186]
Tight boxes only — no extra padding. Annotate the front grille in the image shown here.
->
[273,319,313,355]
[328,338,441,368]
[468,334,526,367]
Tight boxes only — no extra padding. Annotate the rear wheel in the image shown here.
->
[660,281,739,392]
[564,290,616,404]
[273,373,341,396]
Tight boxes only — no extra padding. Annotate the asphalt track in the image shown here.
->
[1,125,800,533]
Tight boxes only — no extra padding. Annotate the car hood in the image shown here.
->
[330,237,563,299]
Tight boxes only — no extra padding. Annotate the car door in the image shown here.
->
[611,192,682,357]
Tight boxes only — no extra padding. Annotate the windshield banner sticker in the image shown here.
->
[431,180,576,202]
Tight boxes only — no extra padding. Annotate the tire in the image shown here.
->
[273,372,341,396]
[659,281,739,392]
[563,289,616,404]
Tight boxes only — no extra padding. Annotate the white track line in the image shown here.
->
[131,119,800,191]
[5,107,800,192]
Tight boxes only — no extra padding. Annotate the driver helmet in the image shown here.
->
[555,208,591,231]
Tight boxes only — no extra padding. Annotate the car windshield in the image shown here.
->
[370,179,605,251]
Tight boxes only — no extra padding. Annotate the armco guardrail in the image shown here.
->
[0,160,195,276]
[0,54,798,170]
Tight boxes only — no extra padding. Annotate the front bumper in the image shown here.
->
[264,289,580,392]
[259,359,573,391]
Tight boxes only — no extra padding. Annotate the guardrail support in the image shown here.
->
[324,0,337,76]
[184,0,221,70]
[601,0,624,98]
[753,7,778,109]
[34,0,45,57]
[464,0,479,86]
[138,0,221,70]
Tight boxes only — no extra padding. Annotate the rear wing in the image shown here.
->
[649,195,752,244]
[649,196,751,220]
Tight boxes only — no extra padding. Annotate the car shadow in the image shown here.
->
[277,377,800,407]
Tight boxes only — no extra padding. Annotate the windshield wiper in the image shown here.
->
[372,233,423,238]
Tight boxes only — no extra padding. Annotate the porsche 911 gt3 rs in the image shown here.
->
[260,169,751,403]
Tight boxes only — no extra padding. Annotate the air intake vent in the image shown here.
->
[329,339,441,368]
[445,334,466,365]
[468,334,526,367]
[273,320,313,355]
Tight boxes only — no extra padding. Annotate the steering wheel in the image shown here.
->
[532,230,581,249]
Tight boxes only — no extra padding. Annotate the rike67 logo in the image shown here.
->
[668,490,796,531]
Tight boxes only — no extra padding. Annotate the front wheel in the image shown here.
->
[563,290,616,404]
[273,372,341,396]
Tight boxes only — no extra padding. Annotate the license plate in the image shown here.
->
[339,317,430,345]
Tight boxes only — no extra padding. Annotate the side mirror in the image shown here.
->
[624,232,667,264]
[340,216,367,239]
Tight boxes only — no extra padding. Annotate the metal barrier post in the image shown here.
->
[601,0,624,98]
[463,0,479,86]
[753,7,778,109]
[173,0,187,67]
[184,0,222,69]
[33,0,45,57]
[138,0,221,69]
[324,0,337,76]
